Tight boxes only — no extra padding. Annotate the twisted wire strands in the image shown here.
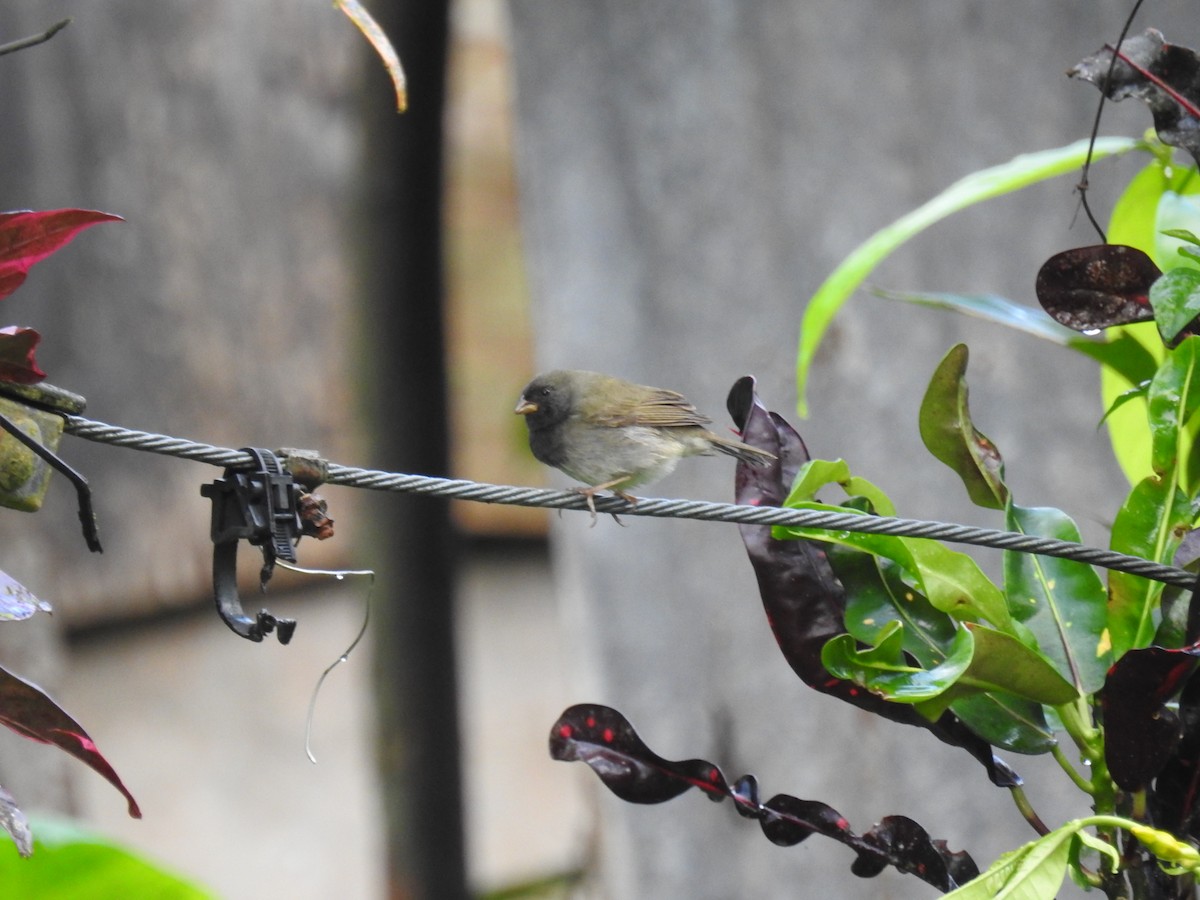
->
[62,414,1195,588]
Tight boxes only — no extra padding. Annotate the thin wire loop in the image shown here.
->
[63,414,1196,588]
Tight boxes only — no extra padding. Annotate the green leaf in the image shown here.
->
[837,546,958,657]
[821,623,972,705]
[1098,380,1150,427]
[1156,189,1200,271]
[964,624,1078,704]
[1071,329,1160,387]
[918,624,1078,718]
[1073,828,1121,877]
[0,816,213,898]
[947,690,1055,755]
[1151,267,1200,344]
[942,821,1081,900]
[1161,228,1200,247]
[1102,159,1200,486]
[1108,476,1193,658]
[1099,323,1163,487]
[1108,159,1200,267]
[1003,504,1111,694]
[779,462,1013,631]
[788,458,896,516]
[873,289,1081,342]
[1108,338,1200,657]
[795,137,1142,415]
[919,344,1008,509]
[831,545,1055,753]
[822,622,1076,713]
[1148,335,1200,485]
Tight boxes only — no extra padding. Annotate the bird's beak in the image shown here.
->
[514,398,538,416]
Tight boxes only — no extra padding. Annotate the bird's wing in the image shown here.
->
[592,386,713,428]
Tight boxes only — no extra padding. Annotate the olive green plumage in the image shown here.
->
[515,369,774,515]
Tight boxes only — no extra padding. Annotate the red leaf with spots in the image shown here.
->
[0,326,45,384]
[550,703,978,891]
[0,209,121,302]
[1035,245,1161,334]
[0,664,140,818]
[726,377,1019,788]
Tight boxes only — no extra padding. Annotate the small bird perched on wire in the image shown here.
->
[515,369,775,520]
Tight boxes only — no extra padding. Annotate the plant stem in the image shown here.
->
[1009,784,1050,835]
[1052,743,1096,794]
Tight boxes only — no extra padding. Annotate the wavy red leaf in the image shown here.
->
[0,208,122,302]
[0,664,140,818]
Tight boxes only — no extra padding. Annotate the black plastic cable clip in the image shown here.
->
[200,447,302,644]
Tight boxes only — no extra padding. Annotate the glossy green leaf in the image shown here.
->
[822,623,972,705]
[795,137,1142,416]
[837,546,958,657]
[1148,335,1200,484]
[1103,159,1200,485]
[874,288,1160,387]
[823,622,1076,714]
[1108,476,1193,659]
[832,546,1054,753]
[1108,158,1200,268]
[873,289,1081,342]
[788,458,896,516]
[780,462,1013,631]
[1003,504,1110,694]
[918,624,1078,716]
[1098,380,1150,427]
[1161,228,1200,247]
[919,344,1008,510]
[0,817,212,898]
[1150,267,1200,344]
[948,691,1055,755]
[1156,189,1200,271]
[942,821,1080,899]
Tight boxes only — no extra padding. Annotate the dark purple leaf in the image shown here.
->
[855,816,979,888]
[549,703,977,891]
[0,665,140,818]
[726,377,1020,787]
[1099,645,1200,790]
[0,326,45,384]
[1069,29,1200,169]
[1149,670,1200,839]
[1035,245,1160,333]
[549,703,722,804]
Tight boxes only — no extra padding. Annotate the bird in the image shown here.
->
[515,369,775,520]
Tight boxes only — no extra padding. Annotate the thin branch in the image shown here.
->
[1076,0,1146,242]
[0,19,71,59]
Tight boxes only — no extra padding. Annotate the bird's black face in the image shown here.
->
[515,374,573,431]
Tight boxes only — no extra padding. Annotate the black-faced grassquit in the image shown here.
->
[515,369,775,519]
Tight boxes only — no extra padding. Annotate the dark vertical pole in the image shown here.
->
[358,2,466,898]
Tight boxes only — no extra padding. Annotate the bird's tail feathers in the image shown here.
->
[708,433,776,465]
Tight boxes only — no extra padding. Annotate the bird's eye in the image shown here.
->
[541,387,551,397]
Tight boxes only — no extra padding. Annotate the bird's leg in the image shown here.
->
[573,477,638,526]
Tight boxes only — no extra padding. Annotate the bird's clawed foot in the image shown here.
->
[573,483,638,526]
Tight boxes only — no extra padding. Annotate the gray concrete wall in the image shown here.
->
[506,3,1196,896]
